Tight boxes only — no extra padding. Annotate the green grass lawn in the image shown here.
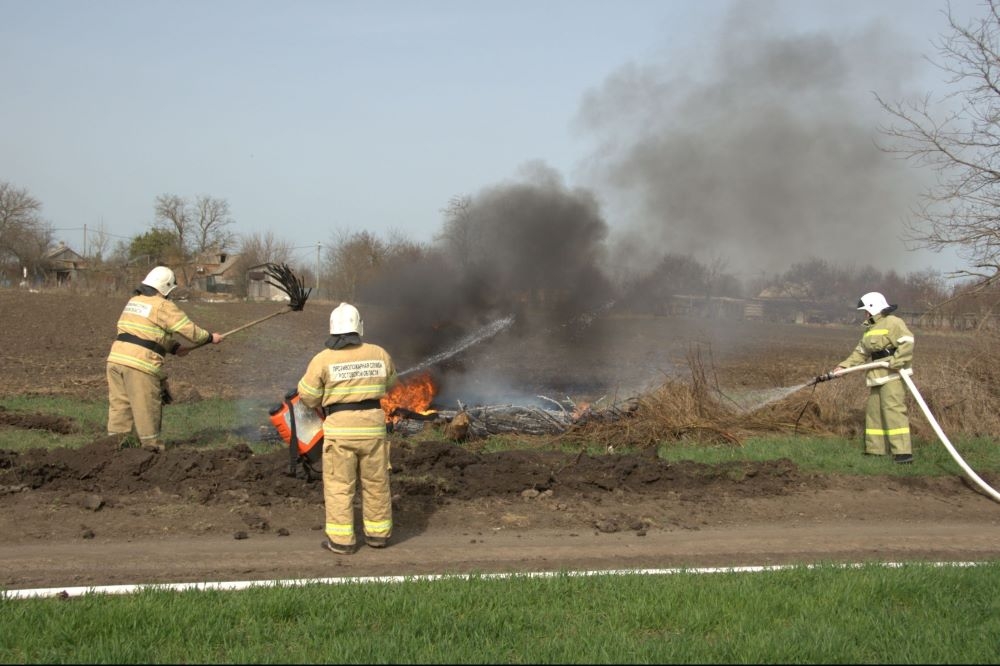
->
[3,563,999,663]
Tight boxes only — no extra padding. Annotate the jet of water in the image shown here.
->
[722,381,812,413]
[399,315,515,377]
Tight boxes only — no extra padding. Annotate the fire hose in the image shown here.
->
[816,361,1000,503]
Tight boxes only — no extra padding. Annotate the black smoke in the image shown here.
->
[361,163,616,368]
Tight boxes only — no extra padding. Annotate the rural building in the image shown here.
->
[43,242,88,286]
[188,251,242,295]
[246,263,289,301]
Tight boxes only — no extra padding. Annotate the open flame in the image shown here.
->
[381,371,438,423]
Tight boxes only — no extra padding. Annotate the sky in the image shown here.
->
[0,0,987,281]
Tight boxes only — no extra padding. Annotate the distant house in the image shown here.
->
[44,242,87,286]
[246,263,289,302]
[754,283,841,324]
[188,250,242,295]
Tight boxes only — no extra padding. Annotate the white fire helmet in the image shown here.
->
[329,302,364,336]
[142,266,178,296]
[856,291,890,316]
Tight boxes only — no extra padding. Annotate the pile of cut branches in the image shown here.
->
[413,396,639,441]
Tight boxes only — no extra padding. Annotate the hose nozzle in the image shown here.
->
[813,371,836,384]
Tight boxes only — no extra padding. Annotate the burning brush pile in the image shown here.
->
[381,371,640,441]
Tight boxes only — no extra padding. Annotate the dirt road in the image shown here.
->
[2,439,999,591]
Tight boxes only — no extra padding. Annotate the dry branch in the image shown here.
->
[391,399,639,441]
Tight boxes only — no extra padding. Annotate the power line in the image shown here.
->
[51,226,133,240]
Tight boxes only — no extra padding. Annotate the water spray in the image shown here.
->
[396,299,617,380]
[399,315,515,377]
[817,360,1000,503]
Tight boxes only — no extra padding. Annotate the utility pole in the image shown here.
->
[83,224,87,258]
[315,241,321,295]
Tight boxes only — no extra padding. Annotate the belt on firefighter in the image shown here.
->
[116,333,168,357]
[324,399,383,416]
[870,346,897,360]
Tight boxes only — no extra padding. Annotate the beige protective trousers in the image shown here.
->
[322,436,392,547]
[865,379,912,456]
[106,362,163,446]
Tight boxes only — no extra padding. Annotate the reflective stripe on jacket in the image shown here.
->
[297,342,398,439]
[839,313,915,387]
[106,294,211,378]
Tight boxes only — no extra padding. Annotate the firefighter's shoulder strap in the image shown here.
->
[285,393,299,477]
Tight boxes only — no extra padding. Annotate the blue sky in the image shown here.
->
[0,0,984,279]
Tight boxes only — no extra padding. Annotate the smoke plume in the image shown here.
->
[577,3,929,282]
[362,162,615,371]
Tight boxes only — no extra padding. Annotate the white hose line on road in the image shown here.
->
[2,561,986,600]
[898,371,1000,503]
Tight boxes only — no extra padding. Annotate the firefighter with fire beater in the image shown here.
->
[106,266,222,452]
[297,302,397,555]
[830,291,915,464]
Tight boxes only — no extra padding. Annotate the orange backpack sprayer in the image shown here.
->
[268,389,325,479]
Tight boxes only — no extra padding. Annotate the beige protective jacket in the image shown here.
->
[106,294,212,379]
[297,342,398,439]
[839,312,915,387]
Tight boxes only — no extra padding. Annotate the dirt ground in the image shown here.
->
[1,289,999,591]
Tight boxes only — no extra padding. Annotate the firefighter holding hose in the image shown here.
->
[297,302,397,555]
[106,266,222,452]
[831,292,915,464]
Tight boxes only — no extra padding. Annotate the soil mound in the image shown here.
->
[0,438,809,507]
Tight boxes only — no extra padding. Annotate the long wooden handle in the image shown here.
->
[220,308,290,339]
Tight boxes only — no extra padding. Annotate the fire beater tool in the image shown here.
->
[188,263,312,349]
[813,360,1000,503]
[217,262,312,339]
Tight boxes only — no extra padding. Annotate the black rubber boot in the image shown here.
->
[321,538,355,555]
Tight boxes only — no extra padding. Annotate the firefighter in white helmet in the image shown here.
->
[830,291,915,463]
[297,302,397,554]
[106,266,222,451]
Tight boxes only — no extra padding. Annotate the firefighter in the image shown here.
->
[831,291,915,463]
[106,266,222,452]
[297,302,397,555]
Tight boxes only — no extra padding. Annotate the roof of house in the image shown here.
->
[45,242,86,266]
[190,251,241,278]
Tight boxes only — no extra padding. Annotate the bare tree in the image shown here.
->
[384,229,427,264]
[875,0,1000,290]
[153,194,189,259]
[86,222,113,262]
[436,194,477,270]
[0,181,52,281]
[238,230,292,267]
[154,193,235,257]
[192,195,235,254]
[324,230,390,302]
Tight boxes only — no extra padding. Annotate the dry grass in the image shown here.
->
[566,334,1000,450]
